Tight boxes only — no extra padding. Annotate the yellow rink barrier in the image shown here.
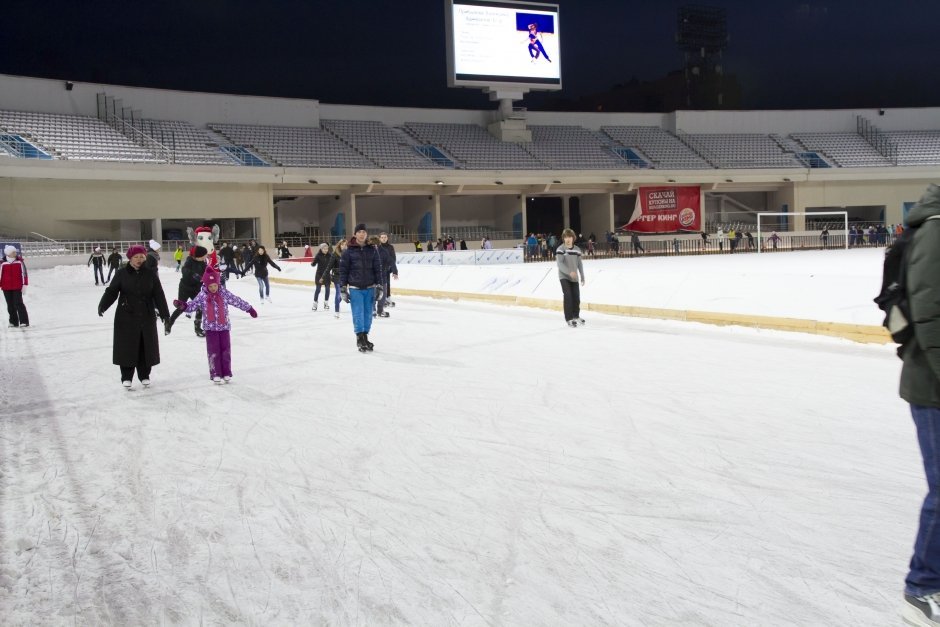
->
[269,277,891,345]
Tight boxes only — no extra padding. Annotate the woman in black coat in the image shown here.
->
[98,245,170,389]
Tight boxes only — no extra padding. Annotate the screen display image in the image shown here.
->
[448,0,561,88]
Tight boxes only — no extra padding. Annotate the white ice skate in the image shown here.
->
[576,318,586,326]
[141,379,150,388]
[311,302,318,311]
[223,376,231,383]
[212,376,222,384]
[122,381,133,390]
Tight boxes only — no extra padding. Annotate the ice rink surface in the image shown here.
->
[0,252,922,625]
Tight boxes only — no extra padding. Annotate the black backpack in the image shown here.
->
[874,229,915,347]
[874,216,940,349]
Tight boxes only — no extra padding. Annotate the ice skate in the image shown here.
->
[387,300,395,308]
[223,376,231,383]
[122,380,132,390]
[266,296,272,303]
[323,303,330,311]
[903,592,940,626]
[141,379,150,388]
[164,319,172,335]
[212,376,222,384]
[195,327,206,338]
[378,311,390,318]
[311,302,318,311]
[356,333,368,353]
[576,318,586,326]
[7,323,16,328]
[363,333,374,351]
[334,311,340,319]
[567,320,578,328]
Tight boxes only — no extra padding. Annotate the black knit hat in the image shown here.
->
[194,246,208,258]
[354,223,367,233]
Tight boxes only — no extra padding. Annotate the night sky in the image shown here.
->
[2,0,939,111]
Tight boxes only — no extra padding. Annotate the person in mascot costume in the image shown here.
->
[188,225,220,269]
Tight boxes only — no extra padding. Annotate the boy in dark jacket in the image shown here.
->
[88,247,106,285]
[166,246,209,336]
[106,246,123,283]
[900,184,940,625]
[339,224,382,352]
[377,232,399,312]
[311,243,335,311]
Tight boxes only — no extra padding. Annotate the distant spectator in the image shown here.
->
[727,228,737,253]
[768,231,781,250]
[631,232,644,256]
[459,239,467,250]
[414,240,422,252]
[278,241,292,260]
[526,233,538,258]
[821,228,830,247]
[673,237,680,254]
[700,231,708,249]
[745,231,754,250]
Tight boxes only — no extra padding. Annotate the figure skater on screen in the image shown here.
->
[527,23,551,62]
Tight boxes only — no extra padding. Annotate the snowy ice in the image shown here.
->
[0,248,920,625]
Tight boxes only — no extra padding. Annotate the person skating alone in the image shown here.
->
[339,223,382,352]
[278,241,293,260]
[97,245,170,390]
[378,232,399,310]
[311,243,335,311]
[173,244,184,272]
[248,245,281,303]
[88,247,106,285]
[330,239,347,318]
[174,266,257,384]
[898,185,940,626]
[166,245,209,336]
[1,245,29,328]
[105,246,122,283]
[556,228,585,327]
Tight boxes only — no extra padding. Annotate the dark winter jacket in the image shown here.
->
[312,250,335,283]
[329,251,343,283]
[145,250,160,271]
[249,253,281,279]
[178,255,208,299]
[377,242,398,276]
[107,252,123,269]
[339,238,382,289]
[901,184,940,408]
[88,252,105,268]
[98,264,170,367]
[278,246,292,259]
[218,246,235,265]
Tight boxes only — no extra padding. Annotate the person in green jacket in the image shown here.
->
[174,245,184,272]
[901,183,940,626]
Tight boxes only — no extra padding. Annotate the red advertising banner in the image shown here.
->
[623,186,702,233]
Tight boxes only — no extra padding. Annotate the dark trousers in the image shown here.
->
[92,265,105,284]
[205,330,232,379]
[907,404,940,596]
[106,265,119,282]
[168,289,202,331]
[119,333,151,383]
[560,280,580,321]
[4,290,29,326]
[314,281,331,302]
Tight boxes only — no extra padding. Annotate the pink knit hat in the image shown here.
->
[202,266,221,286]
[126,245,147,258]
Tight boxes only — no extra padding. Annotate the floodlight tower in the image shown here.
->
[676,5,729,108]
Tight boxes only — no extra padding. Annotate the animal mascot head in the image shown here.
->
[187,225,220,268]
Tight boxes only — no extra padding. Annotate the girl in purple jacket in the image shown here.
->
[174,266,257,384]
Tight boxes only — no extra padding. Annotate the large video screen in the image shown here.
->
[446,0,561,89]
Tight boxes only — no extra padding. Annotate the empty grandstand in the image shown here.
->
[137,119,238,166]
[885,130,940,166]
[322,119,444,169]
[210,123,375,168]
[524,125,630,169]
[0,109,162,163]
[681,133,804,169]
[791,132,893,167]
[602,126,712,169]
[403,122,542,169]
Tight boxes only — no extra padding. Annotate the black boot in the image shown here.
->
[356,332,368,352]
[363,333,374,351]
[195,323,206,338]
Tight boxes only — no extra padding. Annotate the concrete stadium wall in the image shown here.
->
[0,178,274,242]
